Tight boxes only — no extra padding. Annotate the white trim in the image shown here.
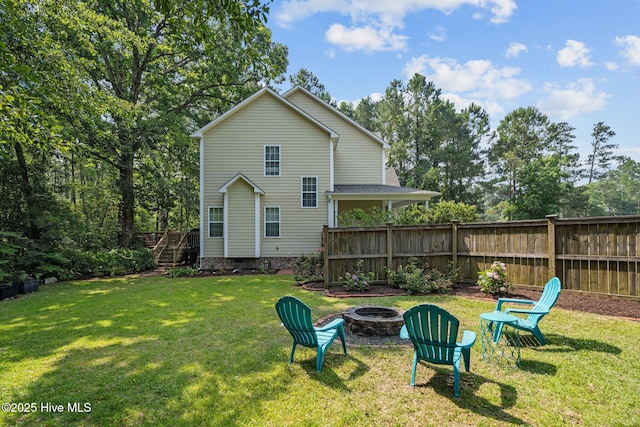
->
[264,144,281,177]
[301,176,319,208]
[329,138,334,191]
[264,206,281,238]
[223,193,229,257]
[283,86,386,147]
[219,173,265,194]
[198,137,204,259]
[254,194,261,258]
[190,87,338,140]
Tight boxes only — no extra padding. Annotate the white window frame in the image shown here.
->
[208,206,223,238]
[301,176,318,208]
[264,145,281,177]
[264,206,280,238]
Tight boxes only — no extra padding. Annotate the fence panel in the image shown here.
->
[324,216,640,299]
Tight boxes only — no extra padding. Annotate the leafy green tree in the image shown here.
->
[584,157,640,215]
[39,0,287,246]
[487,107,580,219]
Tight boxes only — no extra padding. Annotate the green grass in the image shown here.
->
[0,275,638,426]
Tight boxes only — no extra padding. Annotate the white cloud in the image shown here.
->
[606,62,619,71]
[537,79,608,120]
[273,1,517,52]
[325,23,408,53]
[274,0,517,27]
[615,35,640,66]
[404,55,532,101]
[430,26,446,42]
[506,42,527,58]
[557,40,593,68]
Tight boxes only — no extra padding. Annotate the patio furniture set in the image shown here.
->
[275,277,562,397]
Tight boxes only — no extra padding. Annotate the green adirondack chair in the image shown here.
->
[275,296,347,372]
[400,304,476,397]
[494,277,561,345]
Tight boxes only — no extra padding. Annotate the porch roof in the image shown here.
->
[327,184,440,202]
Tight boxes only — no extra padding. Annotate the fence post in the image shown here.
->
[546,215,558,279]
[386,222,393,275]
[451,220,459,272]
[323,225,330,289]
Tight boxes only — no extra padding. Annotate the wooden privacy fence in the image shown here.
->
[322,215,640,299]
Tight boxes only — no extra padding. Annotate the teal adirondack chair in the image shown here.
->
[400,304,476,397]
[494,277,561,345]
[275,296,347,372]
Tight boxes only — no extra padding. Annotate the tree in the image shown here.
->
[40,0,287,246]
[584,157,640,215]
[289,68,335,106]
[488,107,551,208]
[586,122,619,184]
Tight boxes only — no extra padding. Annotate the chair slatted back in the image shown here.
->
[403,304,459,364]
[528,277,561,325]
[275,296,318,347]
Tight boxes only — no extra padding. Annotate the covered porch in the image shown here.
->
[327,184,441,227]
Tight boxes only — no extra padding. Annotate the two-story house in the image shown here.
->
[191,86,440,271]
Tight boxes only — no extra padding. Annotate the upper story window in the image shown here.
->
[208,207,223,238]
[264,145,281,176]
[301,176,318,208]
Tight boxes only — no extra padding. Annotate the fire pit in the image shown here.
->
[342,306,405,336]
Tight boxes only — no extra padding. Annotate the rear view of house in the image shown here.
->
[191,86,439,271]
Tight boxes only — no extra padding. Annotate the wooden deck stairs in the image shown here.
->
[143,230,199,269]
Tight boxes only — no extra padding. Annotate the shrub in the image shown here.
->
[292,252,323,285]
[477,261,512,296]
[62,248,156,279]
[387,258,455,294]
[342,260,374,292]
[166,266,199,278]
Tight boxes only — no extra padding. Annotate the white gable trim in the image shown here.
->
[283,86,390,149]
[219,173,265,195]
[190,87,339,141]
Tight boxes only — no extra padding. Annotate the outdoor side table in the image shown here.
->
[479,311,521,368]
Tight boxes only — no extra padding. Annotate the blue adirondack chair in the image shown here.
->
[493,277,561,345]
[400,304,476,397]
[275,296,347,372]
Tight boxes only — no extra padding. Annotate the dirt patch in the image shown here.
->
[304,281,640,321]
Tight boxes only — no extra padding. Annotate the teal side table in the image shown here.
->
[480,311,521,368]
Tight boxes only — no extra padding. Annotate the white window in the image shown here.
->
[301,176,318,208]
[265,207,280,238]
[208,207,223,238]
[264,145,281,176]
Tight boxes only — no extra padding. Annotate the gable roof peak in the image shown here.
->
[283,86,390,149]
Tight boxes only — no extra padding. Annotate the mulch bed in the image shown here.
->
[303,281,640,321]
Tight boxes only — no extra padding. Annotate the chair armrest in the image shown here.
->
[315,318,344,332]
[496,298,535,311]
[399,325,409,339]
[505,308,549,316]
[457,330,476,348]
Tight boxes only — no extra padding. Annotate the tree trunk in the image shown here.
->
[118,152,135,247]
[14,141,40,240]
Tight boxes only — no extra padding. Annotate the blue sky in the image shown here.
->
[268,0,640,163]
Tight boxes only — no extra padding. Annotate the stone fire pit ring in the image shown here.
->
[342,305,405,336]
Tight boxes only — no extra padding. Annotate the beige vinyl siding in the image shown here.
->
[286,91,384,185]
[226,180,255,257]
[200,91,332,258]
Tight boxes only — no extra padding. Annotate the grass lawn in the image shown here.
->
[0,274,638,426]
